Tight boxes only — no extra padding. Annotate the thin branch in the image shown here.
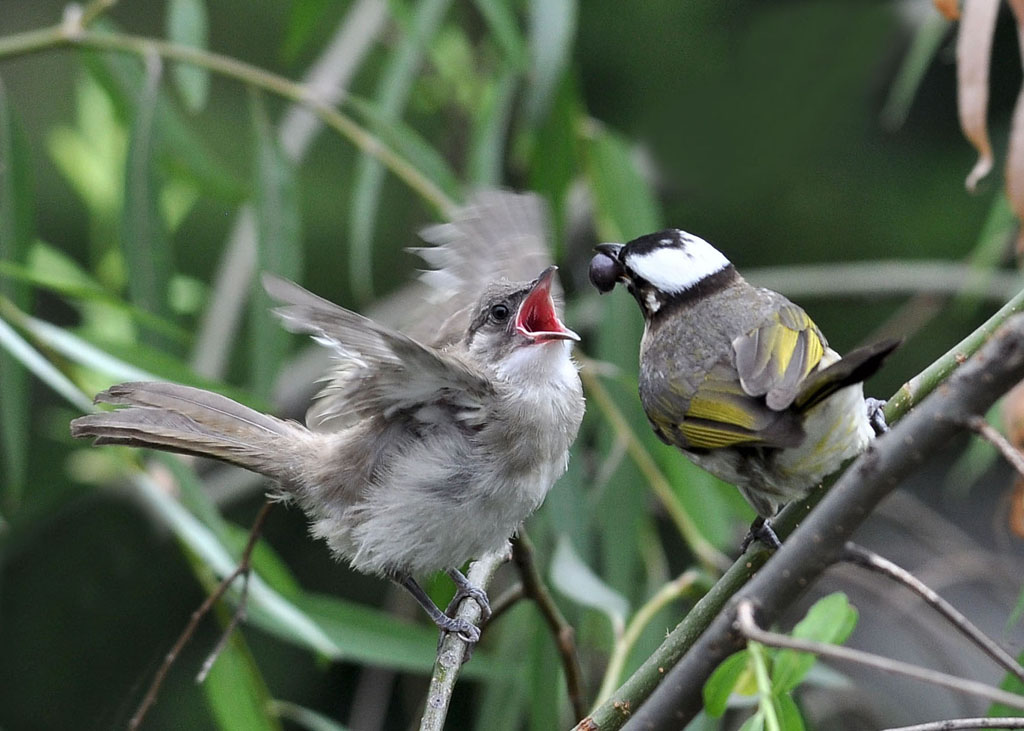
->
[886,286,1024,421]
[419,551,505,731]
[842,542,1024,686]
[511,532,587,722]
[578,362,732,573]
[733,600,1024,711]
[965,414,1024,477]
[884,719,1024,731]
[593,570,704,709]
[129,500,275,730]
[611,313,1024,731]
[0,20,457,216]
[485,582,525,625]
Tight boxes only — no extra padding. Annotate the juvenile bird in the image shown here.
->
[589,229,897,547]
[72,193,585,642]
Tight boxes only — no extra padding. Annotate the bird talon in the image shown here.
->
[866,397,889,435]
[742,517,782,552]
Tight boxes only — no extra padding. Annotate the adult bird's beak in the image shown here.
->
[593,243,623,259]
[517,266,580,343]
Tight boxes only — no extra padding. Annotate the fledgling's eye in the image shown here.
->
[489,303,511,322]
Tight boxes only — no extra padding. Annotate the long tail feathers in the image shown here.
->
[795,338,902,412]
[70,382,307,480]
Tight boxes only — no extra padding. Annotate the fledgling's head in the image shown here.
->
[463,266,579,377]
[589,229,736,318]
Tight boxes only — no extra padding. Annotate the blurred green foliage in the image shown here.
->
[0,1,1021,729]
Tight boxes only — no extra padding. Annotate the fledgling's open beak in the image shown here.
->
[516,266,580,343]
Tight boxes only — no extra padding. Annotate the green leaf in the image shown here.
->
[288,592,506,679]
[772,694,806,731]
[772,592,858,694]
[549,535,629,635]
[703,650,752,717]
[122,58,174,339]
[129,470,341,657]
[0,79,33,508]
[346,95,460,199]
[737,712,765,731]
[281,0,334,64]
[82,42,248,206]
[347,0,453,302]
[471,0,526,66]
[0,312,93,413]
[468,68,518,186]
[203,631,280,731]
[525,0,576,121]
[167,0,211,112]
[249,92,302,395]
[270,700,349,731]
[585,124,662,241]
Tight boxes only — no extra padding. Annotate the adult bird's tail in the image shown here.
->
[70,381,312,482]
[795,338,902,412]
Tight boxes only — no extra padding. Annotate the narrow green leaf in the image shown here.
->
[471,0,526,66]
[879,11,950,131]
[525,0,576,121]
[203,631,280,731]
[82,44,248,205]
[585,124,662,241]
[129,470,341,657]
[249,92,301,395]
[772,694,806,731]
[270,700,349,731]
[346,95,460,199]
[167,0,211,112]
[288,592,506,679]
[122,57,173,340]
[738,712,766,731]
[0,313,93,413]
[0,79,33,507]
[468,68,518,186]
[281,0,334,64]
[1,244,189,343]
[703,650,751,717]
[347,0,453,302]
[549,535,629,634]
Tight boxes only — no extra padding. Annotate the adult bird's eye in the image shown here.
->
[490,303,511,322]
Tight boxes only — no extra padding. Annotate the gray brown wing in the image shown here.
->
[263,274,495,431]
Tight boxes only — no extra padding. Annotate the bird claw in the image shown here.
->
[741,516,782,552]
[445,569,492,622]
[866,397,889,435]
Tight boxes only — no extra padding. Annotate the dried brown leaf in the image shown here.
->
[934,0,961,21]
[957,0,1000,191]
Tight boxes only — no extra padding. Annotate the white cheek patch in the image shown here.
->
[625,233,730,294]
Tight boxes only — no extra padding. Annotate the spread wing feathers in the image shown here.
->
[795,337,901,411]
[69,381,304,477]
[733,303,827,411]
[408,190,558,346]
[262,274,494,430]
[649,363,806,451]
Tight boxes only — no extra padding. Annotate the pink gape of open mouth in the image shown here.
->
[516,267,580,343]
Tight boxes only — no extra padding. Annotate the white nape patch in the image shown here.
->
[625,232,730,294]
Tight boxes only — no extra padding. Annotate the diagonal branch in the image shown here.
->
[419,551,505,731]
[841,542,1024,686]
[733,600,1024,711]
[510,532,587,722]
[129,499,275,730]
[608,313,1024,731]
